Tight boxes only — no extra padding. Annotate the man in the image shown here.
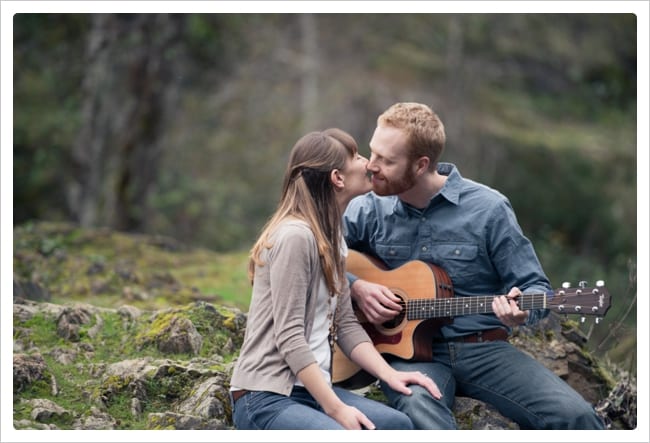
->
[342,102,604,429]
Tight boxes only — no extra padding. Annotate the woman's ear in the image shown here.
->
[331,169,345,191]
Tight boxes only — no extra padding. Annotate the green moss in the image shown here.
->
[145,371,197,400]
[12,400,32,424]
[128,302,244,358]
[102,386,137,426]
[135,311,178,348]
[14,221,252,312]
[17,377,53,399]
[16,312,64,349]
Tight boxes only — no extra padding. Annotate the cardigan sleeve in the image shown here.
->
[268,223,320,375]
[334,285,371,356]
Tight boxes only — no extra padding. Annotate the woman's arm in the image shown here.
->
[349,342,442,399]
[296,363,375,429]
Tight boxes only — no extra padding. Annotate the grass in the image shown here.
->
[14,221,253,312]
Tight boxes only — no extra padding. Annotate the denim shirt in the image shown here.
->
[343,162,551,337]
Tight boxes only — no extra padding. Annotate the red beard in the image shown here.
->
[371,168,417,196]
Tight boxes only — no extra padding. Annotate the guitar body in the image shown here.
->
[332,250,453,388]
[331,250,610,389]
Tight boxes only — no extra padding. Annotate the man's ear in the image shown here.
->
[415,156,430,175]
[331,169,345,190]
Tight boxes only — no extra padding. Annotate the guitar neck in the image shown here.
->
[406,293,549,320]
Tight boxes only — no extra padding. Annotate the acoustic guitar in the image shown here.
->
[332,250,611,389]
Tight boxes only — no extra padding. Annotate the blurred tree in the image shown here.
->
[13,14,88,223]
[14,13,636,260]
[67,14,183,231]
[300,13,319,133]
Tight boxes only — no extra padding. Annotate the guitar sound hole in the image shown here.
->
[382,310,406,329]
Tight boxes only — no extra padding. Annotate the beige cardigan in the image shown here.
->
[230,219,370,396]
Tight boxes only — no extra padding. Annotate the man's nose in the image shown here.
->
[366,156,378,172]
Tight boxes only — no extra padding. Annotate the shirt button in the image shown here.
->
[455,249,461,255]
[421,246,427,252]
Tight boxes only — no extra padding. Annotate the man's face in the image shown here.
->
[367,125,416,196]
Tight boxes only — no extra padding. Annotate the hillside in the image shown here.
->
[11,221,636,430]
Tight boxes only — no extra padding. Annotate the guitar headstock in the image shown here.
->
[549,280,611,320]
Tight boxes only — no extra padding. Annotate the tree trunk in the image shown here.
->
[299,13,319,133]
[68,14,182,231]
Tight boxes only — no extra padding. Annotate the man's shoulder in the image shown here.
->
[461,177,509,205]
[345,193,400,222]
[443,163,506,201]
[349,192,398,209]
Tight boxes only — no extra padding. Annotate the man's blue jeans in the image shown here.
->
[231,385,413,430]
[380,340,605,430]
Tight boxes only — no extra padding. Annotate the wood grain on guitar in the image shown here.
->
[332,250,611,389]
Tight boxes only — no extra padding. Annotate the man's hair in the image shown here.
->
[378,102,446,171]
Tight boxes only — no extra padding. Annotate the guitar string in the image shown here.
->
[402,294,550,320]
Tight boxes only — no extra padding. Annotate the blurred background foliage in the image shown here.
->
[13,13,636,366]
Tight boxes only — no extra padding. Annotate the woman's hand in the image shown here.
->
[297,363,376,429]
[326,403,376,430]
[383,370,442,400]
[350,342,442,401]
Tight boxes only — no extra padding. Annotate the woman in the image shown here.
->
[229,128,441,430]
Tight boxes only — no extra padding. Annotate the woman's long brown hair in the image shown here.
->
[248,128,359,296]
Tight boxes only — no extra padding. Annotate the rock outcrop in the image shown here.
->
[12,296,636,430]
[11,222,636,430]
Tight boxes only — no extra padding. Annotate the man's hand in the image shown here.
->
[350,279,402,324]
[492,287,529,327]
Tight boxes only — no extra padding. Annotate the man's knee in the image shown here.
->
[389,385,457,430]
[541,400,604,430]
[569,406,605,430]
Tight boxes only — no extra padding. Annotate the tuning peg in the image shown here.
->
[560,282,571,295]
[595,317,602,324]
[578,280,588,288]
[580,316,586,323]
[596,280,605,287]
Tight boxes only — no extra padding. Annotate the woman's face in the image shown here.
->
[342,152,372,199]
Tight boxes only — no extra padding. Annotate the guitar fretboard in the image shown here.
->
[405,293,550,320]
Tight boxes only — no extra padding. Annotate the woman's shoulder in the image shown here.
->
[272,218,316,246]
[266,219,319,264]
[275,218,312,235]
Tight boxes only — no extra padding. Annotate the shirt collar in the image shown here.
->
[437,162,462,206]
[394,162,462,216]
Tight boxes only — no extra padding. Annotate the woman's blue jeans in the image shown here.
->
[380,340,605,430]
[231,385,413,430]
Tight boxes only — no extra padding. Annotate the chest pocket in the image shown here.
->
[375,243,412,269]
[432,243,479,279]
